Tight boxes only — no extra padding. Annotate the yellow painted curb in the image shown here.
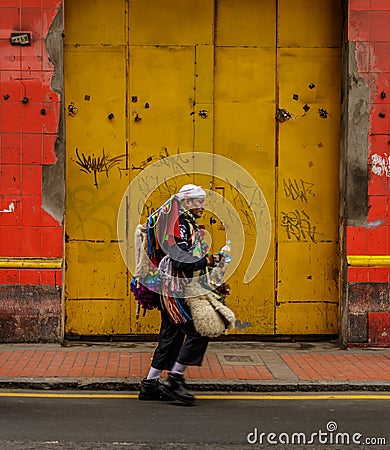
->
[0,258,62,269]
[347,255,390,268]
[1,393,390,400]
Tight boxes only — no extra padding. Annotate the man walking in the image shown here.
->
[139,184,219,405]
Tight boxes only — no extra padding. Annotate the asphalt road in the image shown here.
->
[0,392,388,449]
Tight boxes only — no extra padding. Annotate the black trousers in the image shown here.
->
[151,309,209,371]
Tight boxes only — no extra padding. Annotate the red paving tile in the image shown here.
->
[280,353,390,381]
[0,348,389,383]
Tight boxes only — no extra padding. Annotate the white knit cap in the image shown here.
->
[177,184,206,201]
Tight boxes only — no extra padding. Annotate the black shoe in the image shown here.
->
[138,378,176,401]
[161,373,195,405]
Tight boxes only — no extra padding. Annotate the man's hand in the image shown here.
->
[206,253,222,267]
[217,283,230,296]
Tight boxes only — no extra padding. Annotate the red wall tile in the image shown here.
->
[21,196,42,226]
[368,166,388,195]
[349,10,370,41]
[21,102,44,133]
[21,39,43,71]
[42,102,59,134]
[0,40,21,71]
[21,226,42,256]
[42,72,60,102]
[21,165,42,195]
[370,11,390,42]
[42,209,59,227]
[0,269,20,284]
[20,269,41,285]
[0,71,23,99]
[368,72,390,103]
[0,226,21,256]
[369,134,388,158]
[368,195,388,224]
[1,133,21,165]
[0,7,21,35]
[367,226,388,255]
[368,312,390,344]
[0,196,20,226]
[43,133,57,164]
[41,226,63,257]
[41,270,56,286]
[347,226,367,254]
[54,269,62,286]
[370,103,389,134]
[350,0,371,11]
[19,74,44,102]
[20,8,44,36]
[348,268,369,283]
[22,133,43,164]
[370,42,390,72]
[368,268,390,282]
[0,102,22,133]
[371,0,390,11]
[0,164,21,195]
[22,0,41,7]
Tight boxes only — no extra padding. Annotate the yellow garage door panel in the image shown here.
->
[214,46,276,201]
[276,302,338,335]
[278,0,342,48]
[64,49,126,147]
[277,242,339,301]
[65,48,128,240]
[128,46,195,151]
[216,0,276,46]
[65,242,127,299]
[213,45,276,334]
[228,257,275,334]
[65,0,126,45]
[65,300,130,336]
[129,0,214,45]
[276,46,341,331]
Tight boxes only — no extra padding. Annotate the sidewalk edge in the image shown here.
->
[1,378,390,392]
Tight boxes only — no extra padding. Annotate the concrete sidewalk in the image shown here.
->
[0,341,390,392]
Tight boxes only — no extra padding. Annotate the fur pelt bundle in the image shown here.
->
[134,224,150,278]
[185,282,236,338]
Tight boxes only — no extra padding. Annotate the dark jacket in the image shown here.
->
[165,214,207,276]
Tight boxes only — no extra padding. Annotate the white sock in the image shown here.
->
[170,361,187,376]
[146,367,162,380]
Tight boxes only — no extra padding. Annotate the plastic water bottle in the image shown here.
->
[208,240,232,287]
[221,241,232,265]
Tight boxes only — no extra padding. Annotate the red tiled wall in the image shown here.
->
[0,0,63,286]
[348,0,390,283]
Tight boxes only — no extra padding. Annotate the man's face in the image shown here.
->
[185,198,205,218]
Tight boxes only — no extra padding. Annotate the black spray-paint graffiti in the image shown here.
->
[131,147,190,176]
[74,148,126,188]
[280,210,319,243]
[283,178,315,203]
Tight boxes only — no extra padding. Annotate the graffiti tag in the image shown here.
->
[280,209,319,243]
[372,153,390,177]
[74,148,126,188]
[283,178,315,203]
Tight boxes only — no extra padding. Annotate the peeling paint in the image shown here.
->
[367,220,384,228]
[235,320,251,331]
[346,42,369,226]
[42,6,65,225]
[0,202,15,213]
